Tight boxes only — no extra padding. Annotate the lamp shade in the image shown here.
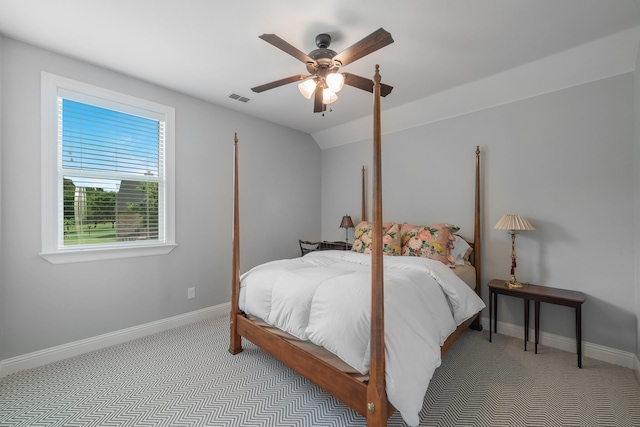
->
[494,214,535,231]
[339,215,354,229]
[326,73,344,93]
[298,79,317,99]
[322,89,338,104]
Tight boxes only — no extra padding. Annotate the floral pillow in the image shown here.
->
[400,222,459,266]
[351,221,401,256]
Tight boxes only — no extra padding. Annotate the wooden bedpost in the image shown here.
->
[230,132,243,355]
[367,65,390,427]
[361,165,366,222]
[471,145,483,331]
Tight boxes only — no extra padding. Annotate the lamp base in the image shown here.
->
[505,279,524,288]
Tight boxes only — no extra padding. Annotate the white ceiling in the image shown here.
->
[1,0,640,148]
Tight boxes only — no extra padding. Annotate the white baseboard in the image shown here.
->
[0,303,230,378]
[1,308,636,379]
[481,316,638,370]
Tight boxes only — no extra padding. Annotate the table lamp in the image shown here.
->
[494,214,535,288]
[339,215,354,243]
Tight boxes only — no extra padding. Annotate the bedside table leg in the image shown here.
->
[523,299,529,351]
[489,291,494,342]
[576,305,582,368]
[493,292,498,333]
[534,301,540,354]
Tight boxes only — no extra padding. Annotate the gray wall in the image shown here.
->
[322,73,637,353]
[0,38,321,360]
[1,34,637,363]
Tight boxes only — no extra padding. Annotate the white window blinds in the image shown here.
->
[60,99,164,246]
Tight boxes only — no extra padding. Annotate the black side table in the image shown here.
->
[488,279,586,368]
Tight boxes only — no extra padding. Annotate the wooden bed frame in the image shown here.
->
[229,65,482,427]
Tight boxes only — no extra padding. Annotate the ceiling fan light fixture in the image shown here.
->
[322,89,338,105]
[326,72,344,93]
[253,29,394,113]
[298,79,317,99]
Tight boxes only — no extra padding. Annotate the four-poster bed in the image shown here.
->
[229,66,483,427]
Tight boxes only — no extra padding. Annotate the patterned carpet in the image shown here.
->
[1,314,639,427]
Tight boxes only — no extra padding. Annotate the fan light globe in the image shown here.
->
[298,79,317,99]
[322,89,338,104]
[326,73,344,93]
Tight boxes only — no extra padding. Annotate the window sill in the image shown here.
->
[40,243,178,264]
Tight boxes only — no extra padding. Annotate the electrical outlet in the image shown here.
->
[187,287,195,299]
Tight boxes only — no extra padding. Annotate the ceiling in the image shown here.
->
[1,0,640,147]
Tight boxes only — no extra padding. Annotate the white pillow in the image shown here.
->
[452,236,471,266]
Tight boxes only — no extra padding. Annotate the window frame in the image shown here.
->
[40,72,176,264]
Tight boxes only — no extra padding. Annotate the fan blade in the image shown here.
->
[314,83,323,113]
[343,73,393,97]
[259,34,315,64]
[251,74,309,93]
[333,28,394,67]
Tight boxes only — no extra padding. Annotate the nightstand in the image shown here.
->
[488,279,586,368]
[319,241,352,251]
[299,240,352,256]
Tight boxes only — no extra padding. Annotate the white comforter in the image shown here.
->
[239,250,485,426]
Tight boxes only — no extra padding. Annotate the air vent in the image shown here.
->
[227,92,251,103]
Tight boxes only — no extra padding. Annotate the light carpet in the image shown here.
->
[1,314,639,426]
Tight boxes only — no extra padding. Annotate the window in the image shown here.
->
[41,73,176,263]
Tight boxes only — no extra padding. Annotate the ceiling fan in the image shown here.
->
[251,28,394,113]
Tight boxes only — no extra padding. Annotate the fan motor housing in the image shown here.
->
[307,49,340,75]
[306,33,341,74]
[309,48,337,60]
